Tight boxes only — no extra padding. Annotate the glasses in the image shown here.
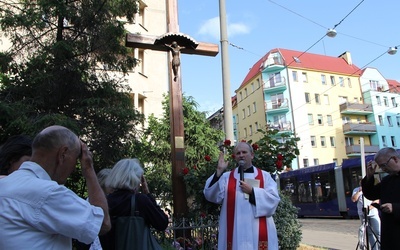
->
[379,157,393,169]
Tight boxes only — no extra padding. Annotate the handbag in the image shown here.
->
[115,194,163,250]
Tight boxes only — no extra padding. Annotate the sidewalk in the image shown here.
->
[301,228,358,250]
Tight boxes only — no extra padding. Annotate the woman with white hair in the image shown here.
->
[99,158,168,249]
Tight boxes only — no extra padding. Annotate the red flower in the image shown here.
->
[231,154,236,159]
[224,139,231,146]
[277,154,284,160]
[200,212,206,218]
[204,155,211,161]
[192,165,197,170]
[276,160,283,170]
[252,143,259,151]
[182,167,189,175]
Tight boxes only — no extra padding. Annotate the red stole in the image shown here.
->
[227,168,268,250]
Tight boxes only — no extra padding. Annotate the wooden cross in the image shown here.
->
[125,0,218,219]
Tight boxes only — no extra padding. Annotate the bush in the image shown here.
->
[274,191,302,249]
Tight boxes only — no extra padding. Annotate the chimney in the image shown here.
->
[338,51,352,65]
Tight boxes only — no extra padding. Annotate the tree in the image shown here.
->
[0,0,144,192]
[139,94,224,215]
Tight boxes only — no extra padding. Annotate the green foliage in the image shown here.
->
[250,127,300,173]
[274,192,302,249]
[138,94,224,212]
[0,0,143,196]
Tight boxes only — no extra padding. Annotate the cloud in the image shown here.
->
[197,16,251,40]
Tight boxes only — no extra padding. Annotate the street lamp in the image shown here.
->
[326,28,337,38]
[388,47,398,55]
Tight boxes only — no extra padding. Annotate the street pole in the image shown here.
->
[219,0,234,142]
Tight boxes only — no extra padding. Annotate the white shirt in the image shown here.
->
[0,161,104,249]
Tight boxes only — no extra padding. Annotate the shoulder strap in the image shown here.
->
[130,194,136,216]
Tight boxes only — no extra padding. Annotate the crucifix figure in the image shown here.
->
[165,41,184,82]
[125,0,218,221]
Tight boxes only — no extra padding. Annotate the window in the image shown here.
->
[253,102,257,113]
[370,80,379,91]
[239,92,243,101]
[384,97,389,107]
[271,93,284,109]
[247,106,251,116]
[347,78,352,88]
[251,83,254,92]
[333,158,338,166]
[244,88,248,97]
[303,159,309,168]
[257,79,260,88]
[353,97,359,103]
[311,136,316,147]
[330,136,336,147]
[388,116,393,127]
[338,96,348,104]
[302,72,308,83]
[327,115,333,125]
[391,97,397,107]
[292,71,298,82]
[244,128,247,137]
[376,96,381,105]
[339,77,344,87]
[324,94,330,105]
[315,94,320,104]
[330,76,335,86]
[320,136,326,147]
[378,115,383,126]
[345,137,354,146]
[249,125,253,136]
[317,114,323,125]
[242,109,245,119]
[308,114,314,125]
[391,136,396,147]
[305,93,311,103]
[137,1,146,27]
[313,159,319,166]
[321,74,326,85]
[138,49,145,74]
[397,116,400,127]
[342,116,350,124]
[382,136,387,147]
[255,122,259,131]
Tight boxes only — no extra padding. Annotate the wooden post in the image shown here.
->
[125,0,218,220]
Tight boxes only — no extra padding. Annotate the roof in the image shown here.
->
[387,79,400,93]
[238,48,362,90]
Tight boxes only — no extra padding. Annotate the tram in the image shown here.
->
[278,154,380,218]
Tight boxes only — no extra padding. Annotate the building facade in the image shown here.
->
[233,48,400,169]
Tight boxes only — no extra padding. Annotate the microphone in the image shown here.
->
[239,160,245,181]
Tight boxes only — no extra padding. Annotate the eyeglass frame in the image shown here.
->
[378,156,394,169]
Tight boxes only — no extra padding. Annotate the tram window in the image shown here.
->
[313,172,335,202]
[282,178,297,204]
[298,181,313,203]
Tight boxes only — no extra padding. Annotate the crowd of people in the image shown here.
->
[1,125,399,249]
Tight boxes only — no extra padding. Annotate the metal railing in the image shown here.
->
[154,217,219,250]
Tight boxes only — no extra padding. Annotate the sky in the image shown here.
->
[176,0,400,114]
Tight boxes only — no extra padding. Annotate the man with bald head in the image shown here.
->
[0,125,111,249]
[204,141,280,250]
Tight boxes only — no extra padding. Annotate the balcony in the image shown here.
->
[268,121,292,133]
[261,56,285,72]
[265,98,289,114]
[340,102,373,115]
[263,77,287,93]
[345,145,380,156]
[343,122,377,135]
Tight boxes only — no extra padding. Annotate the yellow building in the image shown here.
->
[234,48,378,169]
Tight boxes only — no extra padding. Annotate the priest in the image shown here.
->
[204,141,280,250]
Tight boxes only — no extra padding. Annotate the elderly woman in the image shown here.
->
[100,158,168,249]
